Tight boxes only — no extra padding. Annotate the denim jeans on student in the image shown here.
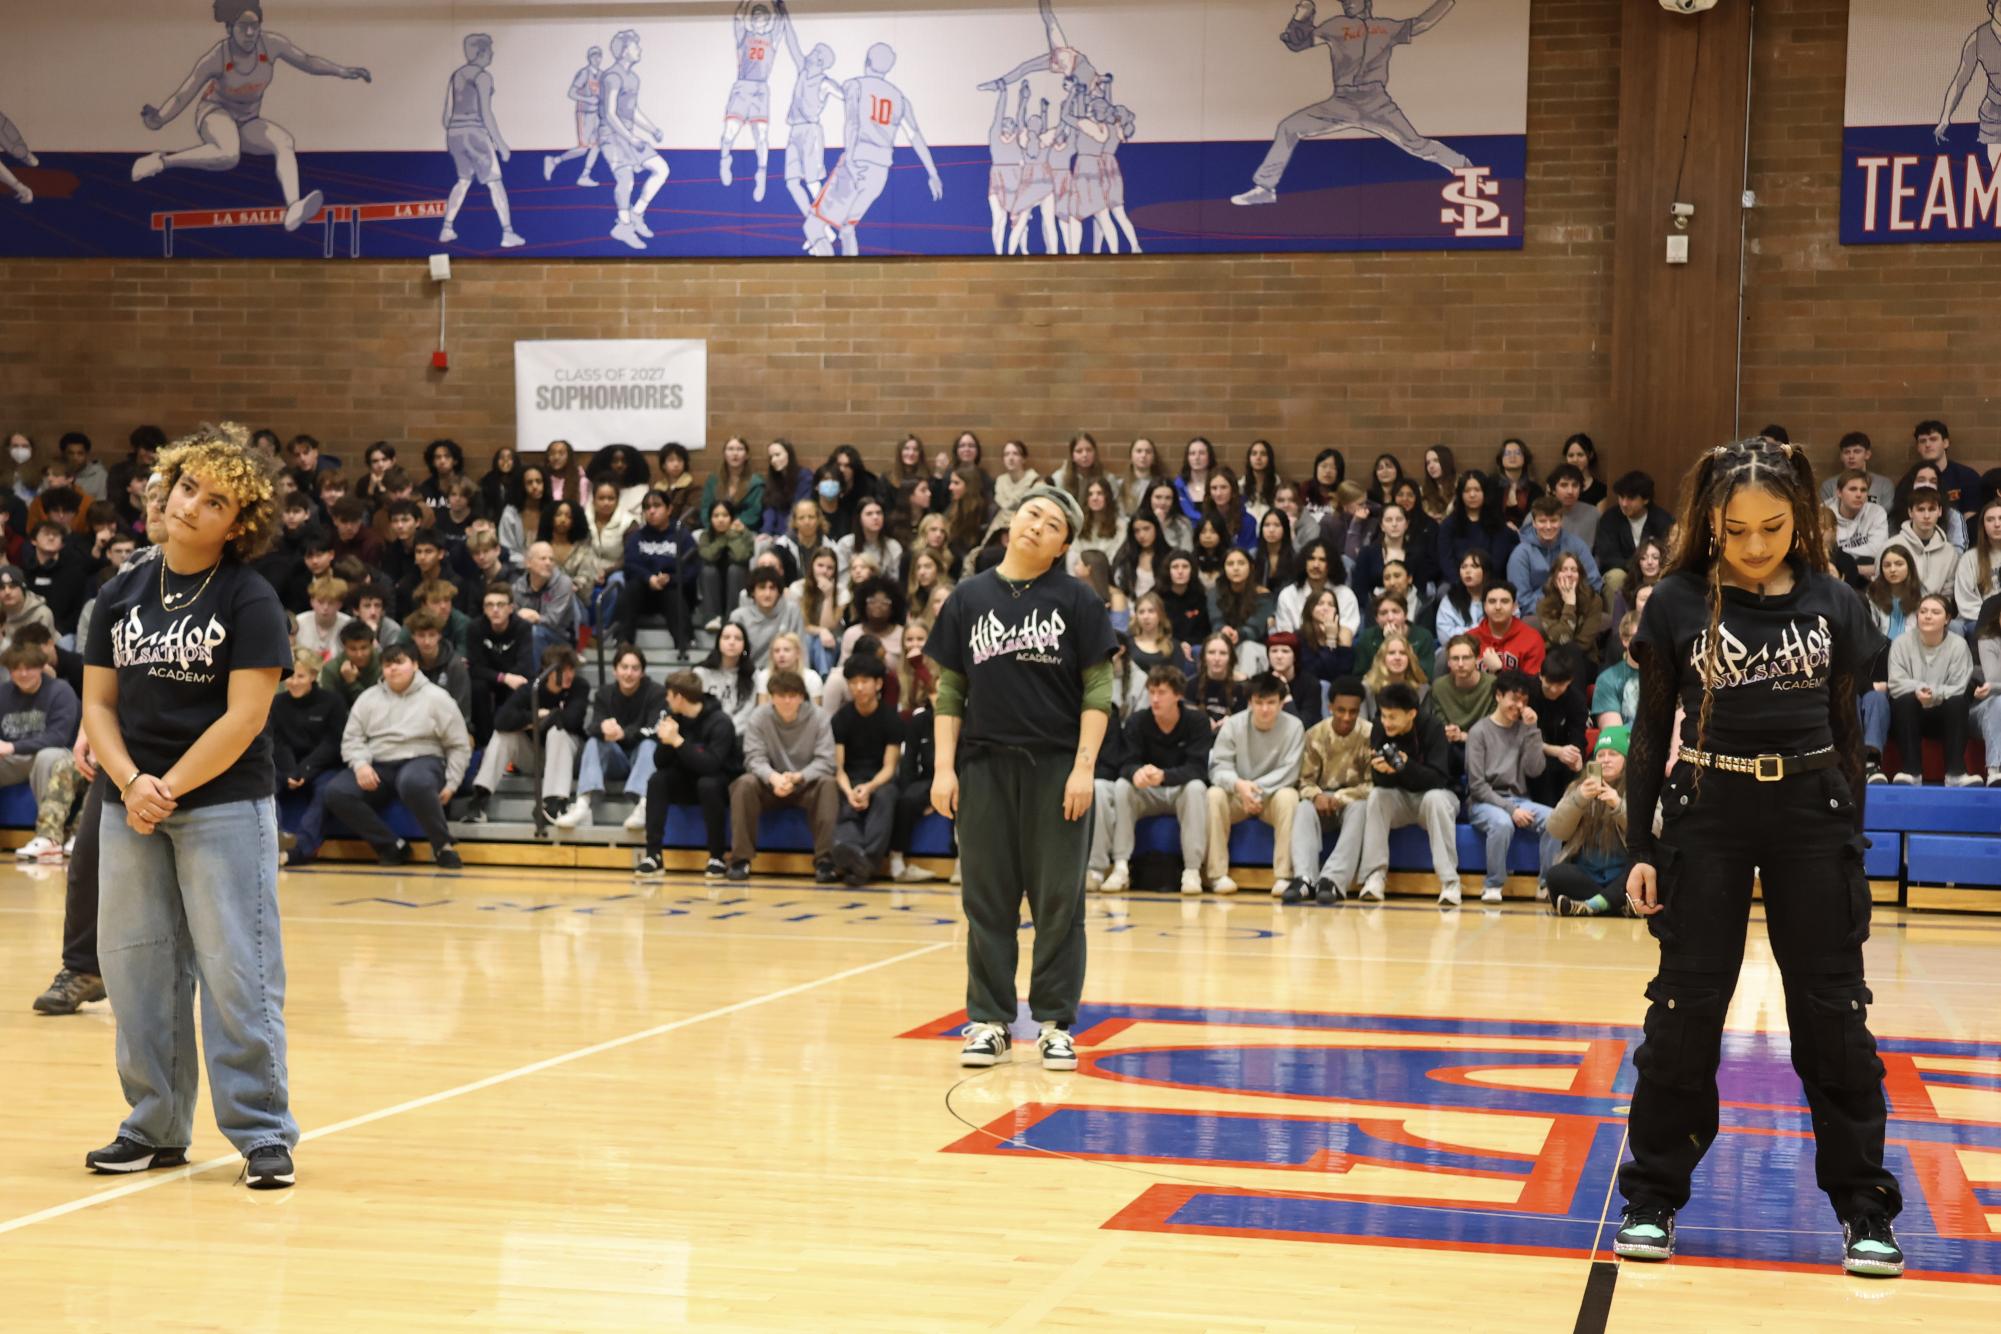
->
[1858,689,1890,756]
[1975,695,2001,772]
[1465,799,1560,890]
[804,631,839,677]
[575,737,659,797]
[97,796,297,1154]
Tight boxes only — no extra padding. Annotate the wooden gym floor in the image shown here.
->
[2,861,1999,1331]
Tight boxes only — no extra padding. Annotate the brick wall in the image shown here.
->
[1741,0,2000,476]
[0,0,1987,487]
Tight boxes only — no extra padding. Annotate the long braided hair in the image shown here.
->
[1662,438,1827,787]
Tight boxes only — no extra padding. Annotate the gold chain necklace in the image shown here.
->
[159,555,222,612]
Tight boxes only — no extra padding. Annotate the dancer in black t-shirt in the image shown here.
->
[1614,438,1904,1276]
[81,426,298,1190]
[929,486,1116,1072]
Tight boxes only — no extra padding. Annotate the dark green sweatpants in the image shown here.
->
[959,744,1091,1030]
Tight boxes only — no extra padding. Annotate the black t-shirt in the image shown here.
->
[929,564,1118,751]
[832,700,905,784]
[85,557,292,808]
[1634,564,1882,754]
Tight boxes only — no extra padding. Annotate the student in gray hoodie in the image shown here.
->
[735,565,803,669]
[0,640,81,855]
[324,645,474,868]
[1885,593,1977,786]
[1203,673,1306,895]
[728,667,838,878]
[1891,487,1961,599]
[1464,668,1562,900]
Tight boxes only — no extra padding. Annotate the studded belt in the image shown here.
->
[1679,746,1838,783]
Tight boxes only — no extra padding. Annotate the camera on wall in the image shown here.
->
[1659,0,1720,12]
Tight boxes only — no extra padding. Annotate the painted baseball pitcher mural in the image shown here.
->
[0,0,1527,258]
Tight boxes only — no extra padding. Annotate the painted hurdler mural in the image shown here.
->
[0,0,1528,258]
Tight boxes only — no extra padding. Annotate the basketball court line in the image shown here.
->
[0,939,950,1239]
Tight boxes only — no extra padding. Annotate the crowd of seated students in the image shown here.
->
[3,423,1998,893]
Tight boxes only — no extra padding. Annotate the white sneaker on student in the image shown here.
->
[1481,887,1504,904]
[1101,861,1130,892]
[1438,883,1464,907]
[1359,877,1387,903]
[553,798,592,829]
[1211,875,1238,895]
[623,798,647,832]
[1947,772,1983,788]
[1038,1024,1078,1071]
[1085,870,1105,891]
[1180,869,1203,895]
[959,1022,1010,1067]
[15,835,55,861]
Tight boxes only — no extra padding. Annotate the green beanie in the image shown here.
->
[1594,724,1630,758]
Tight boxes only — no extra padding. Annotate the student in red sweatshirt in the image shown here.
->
[1471,580,1546,677]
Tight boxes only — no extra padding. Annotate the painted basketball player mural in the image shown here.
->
[543,47,606,188]
[1232,0,1471,207]
[804,42,943,258]
[783,41,843,221]
[1934,0,2001,169]
[440,34,525,250]
[0,108,38,205]
[720,1,804,203]
[131,0,372,233]
[598,29,672,253]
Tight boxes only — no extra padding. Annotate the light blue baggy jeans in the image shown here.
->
[97,796,297,1154]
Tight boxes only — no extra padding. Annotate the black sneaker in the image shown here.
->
[959,1022,1011,1067]
[1315,878,1343,905]
[814,858,839,885]
[376,839,412,867]
[541,795,566,823]
[34,968,106,1015]
[1842,1213,1905,1277]
[461,791,491,824]
[703,857,727,878]
[244,1144,295,1190]
[727,861,750,883]
[85,1136,189,1174]
[635,853,664,876]
[1280,878,1312,904]
[830,843,871,888]
[434,847,463,871]
[1613,1204,1676,1261]
[1556,894,1597,917]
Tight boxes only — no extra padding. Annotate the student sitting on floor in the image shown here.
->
[1547,726,1634,917]
[635,670,742,879]
[324,644,472,868]
[726,668,839,883]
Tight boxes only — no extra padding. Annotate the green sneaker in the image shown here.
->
[1841,1213,1904,1277]
[1612,1204,1675,1261]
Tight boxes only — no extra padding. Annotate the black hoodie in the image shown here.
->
[657,693,741,778]
[1369,709,1452,794]
[494,665,589,737]
[1118,702,1213,786]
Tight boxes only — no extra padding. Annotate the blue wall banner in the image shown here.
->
[0,0,1527,261]
[1844,0,2001,244]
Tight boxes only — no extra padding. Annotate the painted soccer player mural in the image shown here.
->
[784,41,843,219]
[1935,0,2001,169]
[599,29,671,252]
[132,0,372,233]
[805,43,942,257]
[1231,0,1470,207]
[543,47,605,187]
[1067,79,1141,253]
[441,34,524,249]
[981,1,1102,106]
[0,109,37,204]
[722,1,804,202]
[985,82,1027,254]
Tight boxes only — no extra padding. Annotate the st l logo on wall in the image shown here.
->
[904,1005,2001,1282]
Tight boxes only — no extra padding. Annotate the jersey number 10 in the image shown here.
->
[869,96,895,126]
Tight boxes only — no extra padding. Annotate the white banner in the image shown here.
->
[513,339,707,455]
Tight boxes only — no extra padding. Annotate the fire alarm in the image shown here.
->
[431,350,449,371]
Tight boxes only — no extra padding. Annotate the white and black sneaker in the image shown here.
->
[1038,1024,1078,1071]
[634,854,664,876]
[243,1144,295,1190]
[85,1136,189,1174]
[703,857,727,879]
[1612,1204,1675,1261]
[959,1022,1011,1067]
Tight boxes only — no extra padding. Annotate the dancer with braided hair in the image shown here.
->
[1612,438,1904,1276]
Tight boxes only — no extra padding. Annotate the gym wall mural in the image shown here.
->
[1845,0,2001,243]
[0,0,1528,260]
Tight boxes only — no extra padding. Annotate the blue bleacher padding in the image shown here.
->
[0,782,39,828]
[910,813,955,857]
[1863,835,1901,880]
[1862,786,2001,835]
[1905,834,2001,887]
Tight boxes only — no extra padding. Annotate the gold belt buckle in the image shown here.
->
[1755,754,1783,782]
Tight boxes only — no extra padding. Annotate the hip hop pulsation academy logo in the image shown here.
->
[111,607,230,683]
[906,1004,2001,1281]
[1691,614,1833,692]
[968,607,1067,666]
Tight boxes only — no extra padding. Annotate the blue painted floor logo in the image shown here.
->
[908,1005,2001,1282]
